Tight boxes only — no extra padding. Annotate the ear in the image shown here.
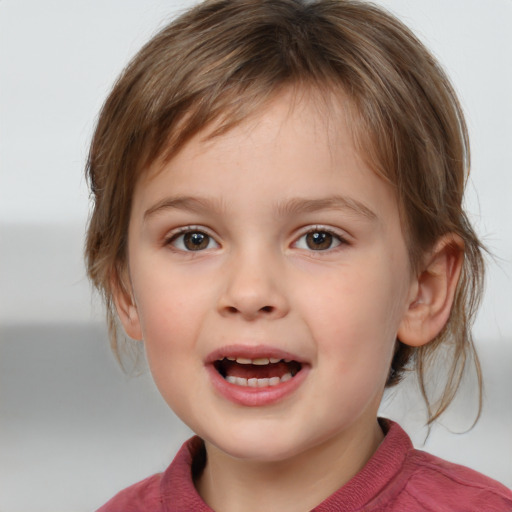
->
[398,234,464,348]
[111,267,143,341]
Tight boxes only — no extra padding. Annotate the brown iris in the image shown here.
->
[183,232,210,250]
[305,231,333,250]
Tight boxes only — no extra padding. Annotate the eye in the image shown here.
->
[168,229,219,251]
[294,229,345,251]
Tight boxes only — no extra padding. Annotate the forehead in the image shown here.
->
[147,86,363,178]
[133,89,400,229]
[143,88,352,183]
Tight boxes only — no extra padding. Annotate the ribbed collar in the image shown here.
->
[160,419,412,511]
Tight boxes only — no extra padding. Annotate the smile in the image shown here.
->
[214,357,302,387]
[206,346,309,406]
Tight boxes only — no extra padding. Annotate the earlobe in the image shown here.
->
[398,234,464,348]
[111,269,143,341]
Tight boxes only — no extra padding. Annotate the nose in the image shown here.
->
[217,249,289,321]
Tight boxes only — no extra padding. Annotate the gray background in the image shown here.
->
[1,1,511,510]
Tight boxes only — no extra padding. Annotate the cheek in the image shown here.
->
[133,279,207,411]
[301,260,407,364]
[130,266,197,366]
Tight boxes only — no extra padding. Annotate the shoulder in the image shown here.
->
[358,420,512,512]
[94,436,209,512]
[388,449,512,512]
[95,473,163,512]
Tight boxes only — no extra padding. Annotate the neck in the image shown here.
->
[196,419,384,512]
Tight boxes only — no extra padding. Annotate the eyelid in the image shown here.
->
[292,225,351,250]
[164,225,220,251]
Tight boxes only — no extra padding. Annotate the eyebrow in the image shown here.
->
[143,196,225,221]
[276,196,378,221]
[143,194,377,222]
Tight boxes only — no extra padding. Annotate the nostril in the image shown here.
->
[219,301,282,319]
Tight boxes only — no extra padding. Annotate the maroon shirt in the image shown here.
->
[96,420,512,511]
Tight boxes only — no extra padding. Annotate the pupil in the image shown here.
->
[184,232,208,250]
[306,231,332,250]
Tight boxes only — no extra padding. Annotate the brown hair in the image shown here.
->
[85,0,485,424]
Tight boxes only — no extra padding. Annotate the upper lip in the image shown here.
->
[205,344,307,364]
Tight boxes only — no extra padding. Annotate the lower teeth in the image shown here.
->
[226,373,292,387]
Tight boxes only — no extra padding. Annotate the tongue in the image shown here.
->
[225,361,292,379]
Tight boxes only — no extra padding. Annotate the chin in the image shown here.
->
[203,425,315,464]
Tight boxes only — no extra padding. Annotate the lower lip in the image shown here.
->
[206,365,310,407]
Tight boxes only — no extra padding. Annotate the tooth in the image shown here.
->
[247,378,258,388]
[281,373,292,382]
[268,377,280,386]
[226,356,236,361]
[226,376,237,384]
[257,378,269,387]
[252,357,269,365]
[269,358,280,363]
[236,357,252,364]
[235,377,248,386]
[284,359,292,363]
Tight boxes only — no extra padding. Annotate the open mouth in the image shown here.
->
[214,356,303,388]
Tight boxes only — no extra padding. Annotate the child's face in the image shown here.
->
[120,90,417,463]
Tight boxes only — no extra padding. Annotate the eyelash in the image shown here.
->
[293,227,349,252]
[164,226,350,253]
[165,227,219,252]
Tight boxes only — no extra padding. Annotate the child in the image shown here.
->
[85,0,512,510]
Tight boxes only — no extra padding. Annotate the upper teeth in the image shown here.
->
[224,357,286,365]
